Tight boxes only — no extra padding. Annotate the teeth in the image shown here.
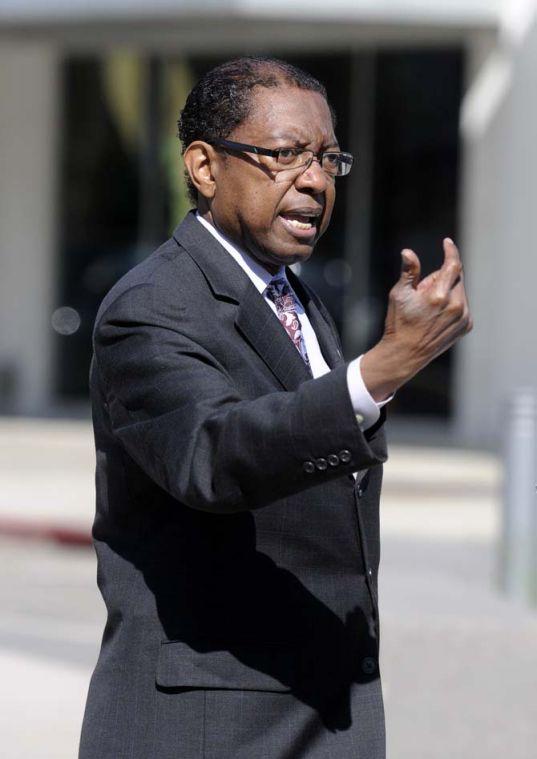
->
[285,218,313,230]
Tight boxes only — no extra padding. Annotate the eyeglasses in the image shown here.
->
[209,138,354,177]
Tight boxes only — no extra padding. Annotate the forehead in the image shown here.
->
[232,85,336,146]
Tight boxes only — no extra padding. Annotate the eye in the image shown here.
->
[323,153,340,168]
[276,148,301,166]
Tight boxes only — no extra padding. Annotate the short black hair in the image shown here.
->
[177,56,334,203]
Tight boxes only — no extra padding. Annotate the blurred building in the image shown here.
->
[0,0,536,446]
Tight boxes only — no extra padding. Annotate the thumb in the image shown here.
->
[399,248,421,289]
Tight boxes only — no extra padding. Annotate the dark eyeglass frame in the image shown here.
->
[209,138,354,177]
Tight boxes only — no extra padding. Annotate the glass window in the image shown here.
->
[369,49,463,417]
[57,49,462,420]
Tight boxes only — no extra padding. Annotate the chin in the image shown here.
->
[246,239,311,272]
[276,235,317,260]
[270,247,314,270]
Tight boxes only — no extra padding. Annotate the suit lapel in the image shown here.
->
[305,297,344,370]
[288,271,344,371]
[235,287,312,390]
[173,212,312,391]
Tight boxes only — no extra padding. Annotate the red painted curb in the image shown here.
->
[0,518,92,547]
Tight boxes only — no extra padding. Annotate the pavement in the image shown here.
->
[0,417,95,544]
[0,416,536,758]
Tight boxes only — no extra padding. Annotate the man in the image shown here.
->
[79,57,471,759]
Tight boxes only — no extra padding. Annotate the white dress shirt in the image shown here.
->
[196,213,389,431]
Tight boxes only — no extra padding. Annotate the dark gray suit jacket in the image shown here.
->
[79,211,388,759]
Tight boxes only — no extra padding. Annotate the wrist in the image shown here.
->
[360,339,418,402]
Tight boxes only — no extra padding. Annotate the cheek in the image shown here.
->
[319,202,334,237]
[319,191,336,235]
[240,188,286,232]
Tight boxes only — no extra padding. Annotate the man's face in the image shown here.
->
[206,85,338,272]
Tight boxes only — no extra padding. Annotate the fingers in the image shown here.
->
[400,248,421,289]
[445,280,472,333]
[444,280,466,320]
[436,238,463,295]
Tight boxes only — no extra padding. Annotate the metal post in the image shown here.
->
[500,388,537,605]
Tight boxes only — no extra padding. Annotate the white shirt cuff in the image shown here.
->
[346,355,393,431]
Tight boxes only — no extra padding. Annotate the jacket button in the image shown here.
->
[339,449,352,464]
[303,461,315,474]
[315,458,328,471]
[327,454,340,467]
[361,657,377,675]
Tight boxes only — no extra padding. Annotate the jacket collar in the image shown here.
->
[173,211,343,389]
[173,211,250,303]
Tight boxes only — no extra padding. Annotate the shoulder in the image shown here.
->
[94,235,207,329]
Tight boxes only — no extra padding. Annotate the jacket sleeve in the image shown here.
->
[93,283,387,514]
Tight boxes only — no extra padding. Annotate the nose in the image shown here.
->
[294,155,330,193]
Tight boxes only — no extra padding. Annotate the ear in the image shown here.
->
[183,141,219,200]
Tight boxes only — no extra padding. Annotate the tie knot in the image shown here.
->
[265,276,311,371]
[266,277,290,301]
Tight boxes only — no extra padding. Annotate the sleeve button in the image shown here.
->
[327,454,340,467]
[303,461,315,474]
[315,457,328,471]
[361,657,377,675]
[339,449,352,464]
[355,413,364,425]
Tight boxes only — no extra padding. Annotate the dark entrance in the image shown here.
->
[57,48,462,419]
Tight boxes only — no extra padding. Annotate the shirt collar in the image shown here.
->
[196,212,286,295]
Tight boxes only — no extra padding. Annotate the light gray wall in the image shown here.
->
[456,17,537,447]
[0,0,500,25]
[0,42,59,413]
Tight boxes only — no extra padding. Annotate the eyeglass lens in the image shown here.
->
[271,150,352,176]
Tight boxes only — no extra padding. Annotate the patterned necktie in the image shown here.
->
[265,277,311,371]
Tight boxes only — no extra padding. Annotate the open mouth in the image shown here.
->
[278,211,321,238]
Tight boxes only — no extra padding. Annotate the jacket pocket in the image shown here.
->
[156,639,295,692]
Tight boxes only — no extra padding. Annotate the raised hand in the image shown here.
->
[360,238,473,402]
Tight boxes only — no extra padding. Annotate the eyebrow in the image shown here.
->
[268,133,340,150]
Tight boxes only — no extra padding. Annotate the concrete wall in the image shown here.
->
[0,42,59,413]
[456,14,537,446]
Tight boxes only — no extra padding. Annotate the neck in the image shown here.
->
[197,207,282,276]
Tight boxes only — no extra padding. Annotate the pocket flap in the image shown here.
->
[156,640,295,692]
